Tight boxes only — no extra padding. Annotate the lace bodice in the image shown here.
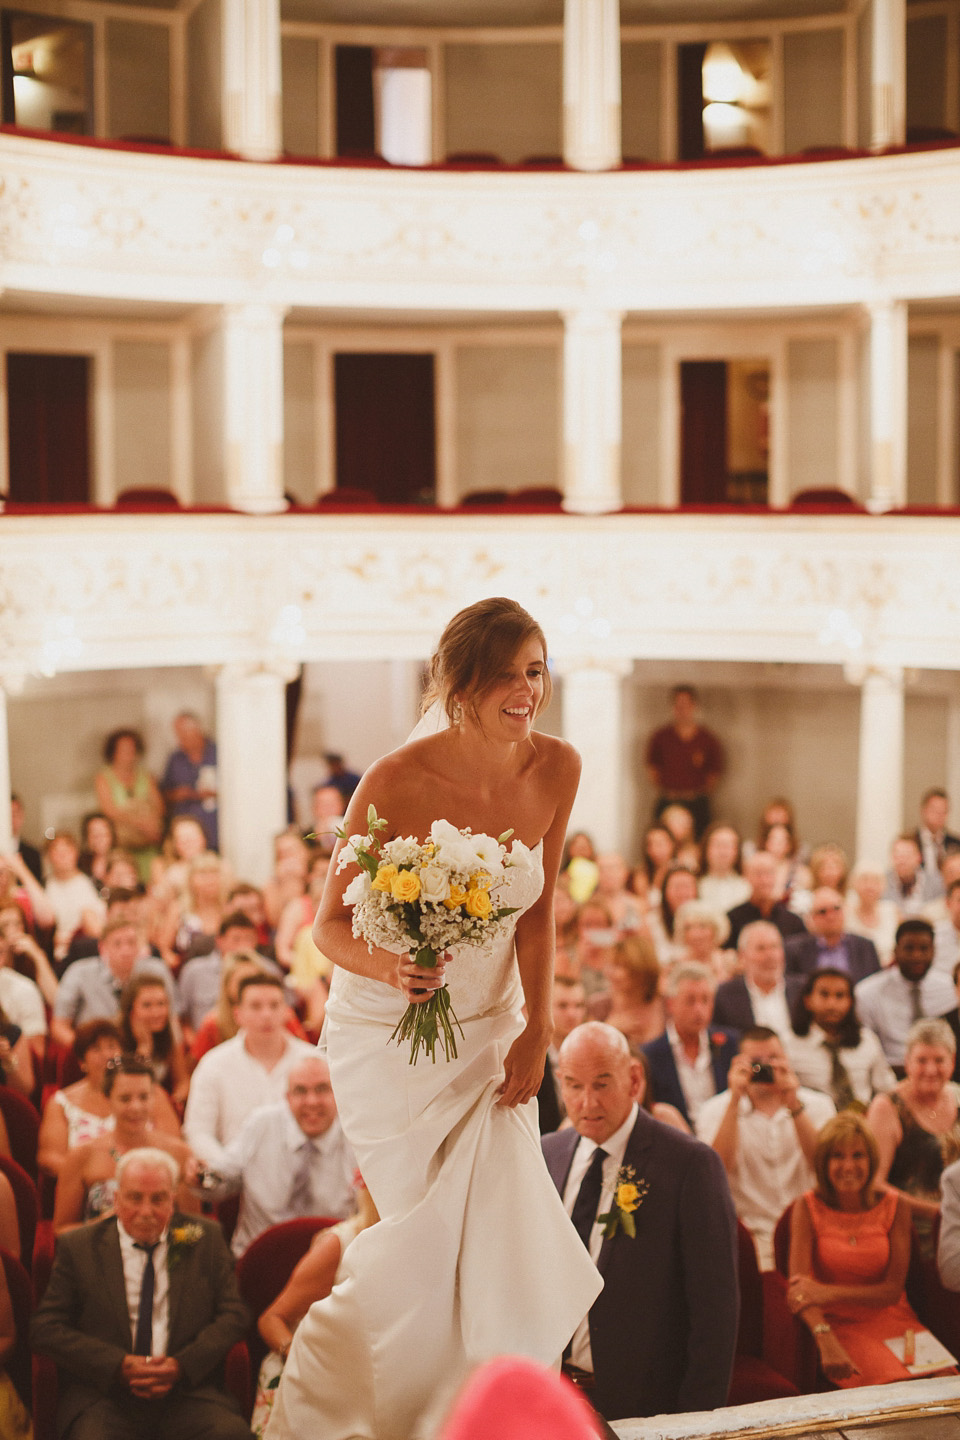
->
[329,841,544,1024]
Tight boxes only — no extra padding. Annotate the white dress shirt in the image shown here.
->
[784,1024,896,1106]
[216,1101,356,1256]
[696,1087,835,1270]
[853,966,957,1066]
[933,920,960,979]
[561,1102,639,1372]
[744,977,793,1041]
[117,1220,170,1357]
[183,1031,318,1166]
[0,968,47,1038]
[666,1022,717,1124]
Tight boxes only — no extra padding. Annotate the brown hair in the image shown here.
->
[119,973,173,1063]
[73,1019,123,1064]
[813,1112,880,1208]
[420,597,552,726]
[609,934,660,1004]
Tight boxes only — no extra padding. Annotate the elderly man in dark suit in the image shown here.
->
[543,1021,738,1422]
[642,962,739,1128]
[784,887,880,984]
[32,1146,251,1440]
[713,920,806,1041]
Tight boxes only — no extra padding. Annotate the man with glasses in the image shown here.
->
[784,887,880,984]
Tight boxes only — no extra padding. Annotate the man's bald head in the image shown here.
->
[558,1022,639,1146]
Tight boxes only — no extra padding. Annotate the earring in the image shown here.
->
[452,700,463,724]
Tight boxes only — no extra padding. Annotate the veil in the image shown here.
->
[406,697,450,744]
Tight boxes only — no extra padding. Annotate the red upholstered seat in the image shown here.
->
[0,1090,39,1181]
[114,487,182,509]
[0,1247,32,1413]
[727,1219,816,1402]
[0,1156,37,1272]
[235,1216,340,1388]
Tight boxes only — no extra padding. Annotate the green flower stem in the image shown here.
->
[390,948,465,1064]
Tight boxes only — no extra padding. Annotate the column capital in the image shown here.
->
[223,302,290,329]
[844,662,904,689]
[216,659,300,686]
[562,306,624,334]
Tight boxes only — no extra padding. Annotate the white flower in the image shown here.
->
[382,836,423,867]
[419,864,450,904]
[337,835,368,871]
[342,872,371,906]
[507,838,536,874]
[469,833,506,874]
[429,819,482,873]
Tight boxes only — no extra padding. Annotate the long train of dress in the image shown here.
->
[266,842,602,1440]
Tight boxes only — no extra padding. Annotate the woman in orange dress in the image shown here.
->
[788,1113,954,1387]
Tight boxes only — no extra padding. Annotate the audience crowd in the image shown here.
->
[3,706,960,1434]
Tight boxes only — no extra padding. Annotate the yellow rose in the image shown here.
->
[617,1183,640,1213]
[468,871,493,892]
[391,870,422,903]
[465,888,492,919]
[372,864,398,893]
[444,884,467,911]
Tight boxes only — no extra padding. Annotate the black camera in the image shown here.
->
[750,1062,775,1084]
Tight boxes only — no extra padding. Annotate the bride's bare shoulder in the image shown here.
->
[532,732,580,779]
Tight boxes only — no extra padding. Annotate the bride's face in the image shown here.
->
[464,638,546,740]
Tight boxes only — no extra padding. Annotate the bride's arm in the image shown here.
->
[312,764,445,1001]
[497,741,581,1109]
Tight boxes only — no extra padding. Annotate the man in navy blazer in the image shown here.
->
[642,962,739,1127]
[783,887,880,985]
[543,1022,738,1422]
[712,921,806,1040]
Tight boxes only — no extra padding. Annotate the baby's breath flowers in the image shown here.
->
[337,807,535,1064]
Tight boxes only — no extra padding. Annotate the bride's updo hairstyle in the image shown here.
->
[422,597,552,726]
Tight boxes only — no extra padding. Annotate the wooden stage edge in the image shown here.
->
[613,1376,960,1440]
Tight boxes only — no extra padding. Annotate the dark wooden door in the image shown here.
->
[334,353,435,504]
[335,45,375,157]
[6,352,91,503]
[677,42,707,160]
[680,360,727,504]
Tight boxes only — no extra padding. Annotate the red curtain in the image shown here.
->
[6,353,91,503]
[334,353,436,504]
[680,360,727,504]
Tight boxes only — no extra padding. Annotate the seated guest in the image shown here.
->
[77,812,118,892]
[659,803,700,868]
[170,855,228,967]
[54,1056,195,1233]
[670,900,736,981]
[643,961,738,1128]
[587,933,664,1048]
[593,852,646,932]
[786,968,895,1111]
[45,831,104,969]
[573,896,617,996]
[38,1021,180,1178]
[806,843,850,897]
[697,822,750,915]
[33,1147,251,1440]
[640,824,675,904]
[0,898,58,1027]
[537,974,587,1134]
[177,910,283,1046]
[914,787,960,901]
[192,951,273,1063]
[712,920,806,1042]
[785,888,880,984]
[845,862,899,967]
[561,831,599,906]
[0,1234,31,1434]
[263,830,310,931]
[543,1022,738,1420]
[726,851,806,950]
[155,814,214,907]
[854,919,955,1071]
[787,1113,954,1387]
[936,1154,960,1290]
[924,851,960,928]
[758,820,810,908]
[252,1179,379,1437]
[885,834,931,917]
[551,876,581,980]
[697,1026,835,1269]
[648,864,698,962]
[866,1018,960,1227]
[119,975,190,1107]
[933,878,960,977]
[51,916,172,1051]
[195,1056,355,1257]
[184,974,316,1167]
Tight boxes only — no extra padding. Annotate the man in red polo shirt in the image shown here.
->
[645,684,724,839]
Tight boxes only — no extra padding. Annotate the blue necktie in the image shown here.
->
[133,1242,158,1356]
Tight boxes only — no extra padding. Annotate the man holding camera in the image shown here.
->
[695,1026,834,1269]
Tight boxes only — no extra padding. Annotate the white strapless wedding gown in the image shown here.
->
[266,840,602,1440]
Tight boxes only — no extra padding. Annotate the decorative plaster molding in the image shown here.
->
[1,137,960,312]
[1,512,959,678]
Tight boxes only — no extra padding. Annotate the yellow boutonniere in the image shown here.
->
[596,1165,649,1239]
[168,1222,204,1267]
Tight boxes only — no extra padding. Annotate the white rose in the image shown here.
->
[383,836,423,867]
[342,872,371,906]
[429,819,480,872]
[469,833,505,874]
[419,864,450,904]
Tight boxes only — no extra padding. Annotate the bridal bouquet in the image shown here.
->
[337,806,534,1064]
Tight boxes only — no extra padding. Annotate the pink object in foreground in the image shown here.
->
[438,1356,604,1440]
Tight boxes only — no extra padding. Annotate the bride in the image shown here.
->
[266,597,602,1440]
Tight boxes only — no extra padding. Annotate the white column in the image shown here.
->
[216,664,293,885]
[870,0,906,151]
[562,309,623,514]
[563,0,621,171]
[945,693,960,814]
[223,304,288,514]
[222,0,282,161]
[559,658,632,852]
[865,299,908,512]
[0,687,11,852]
[854,665,904,864]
